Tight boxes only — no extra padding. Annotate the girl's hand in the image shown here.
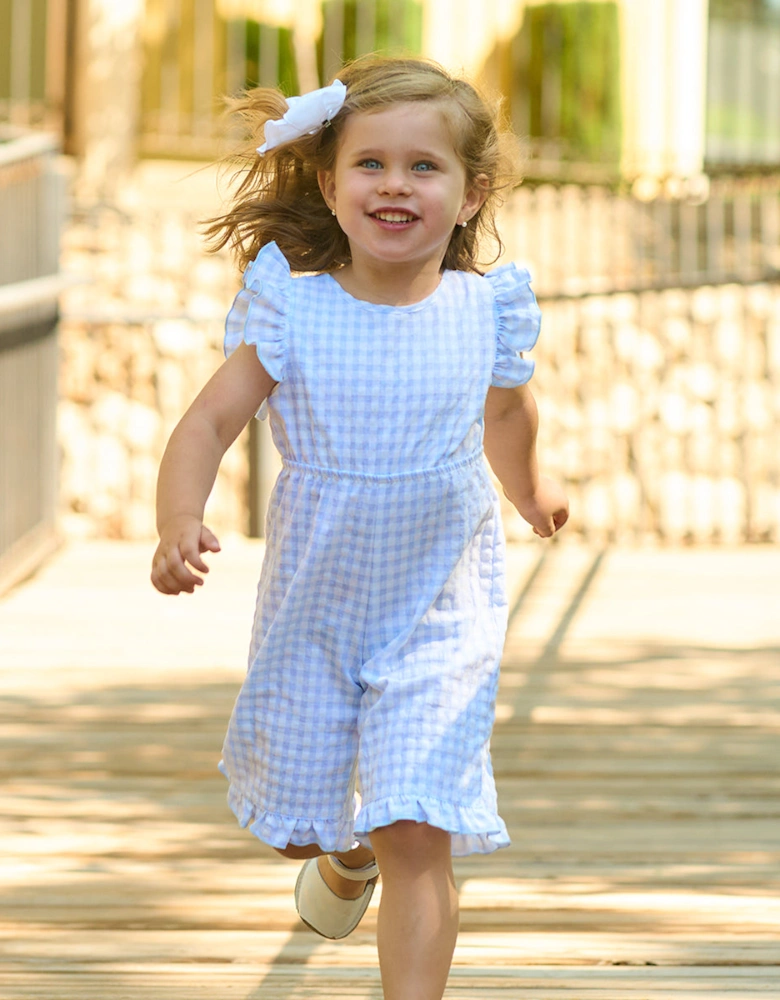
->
[511,476,569,538]
[151,514,221,595]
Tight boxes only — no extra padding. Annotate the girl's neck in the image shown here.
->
[331,258,444,306]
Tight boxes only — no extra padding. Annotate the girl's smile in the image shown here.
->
[371,209,420,227]
[318,102,485,303]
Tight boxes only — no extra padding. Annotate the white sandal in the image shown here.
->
[294,855,380,939]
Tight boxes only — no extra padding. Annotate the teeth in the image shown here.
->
[374,212,415,223]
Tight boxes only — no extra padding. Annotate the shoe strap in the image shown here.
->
[327,855,380,881]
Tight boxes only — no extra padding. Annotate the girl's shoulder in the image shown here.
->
[444,263,537,320]
[447,262,533,296]
[225,241,291,385]
[480,263,542,389]
[483,262,534,299]
[243,243,347,306]
[242,240,292,292]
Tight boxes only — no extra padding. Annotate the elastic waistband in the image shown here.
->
[281,449,484,483]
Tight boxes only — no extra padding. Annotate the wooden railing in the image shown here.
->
[0,130,66,594]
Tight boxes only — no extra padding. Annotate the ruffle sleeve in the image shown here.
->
[486,263,541,387]
[224,242,290,415]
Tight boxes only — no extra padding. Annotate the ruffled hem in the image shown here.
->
[355,794,511,857]
[224,241,291,415]
[220,762,511,857]
[221,775,359,853]
[486,262,541,388]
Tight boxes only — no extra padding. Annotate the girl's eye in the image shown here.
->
[413,161,437,172]
[359,159,382,169]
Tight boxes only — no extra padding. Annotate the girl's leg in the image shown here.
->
[275,842,377,900]
[369,821,459,1000]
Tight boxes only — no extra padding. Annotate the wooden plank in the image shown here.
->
[1,966,779,999]
[2,928,779,969]
[1,542,779,997]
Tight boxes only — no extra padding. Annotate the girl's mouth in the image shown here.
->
[370,211,419,225]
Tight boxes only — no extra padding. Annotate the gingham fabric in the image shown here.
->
[219,241,541,856]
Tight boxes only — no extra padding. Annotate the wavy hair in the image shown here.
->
[204,55,522,274]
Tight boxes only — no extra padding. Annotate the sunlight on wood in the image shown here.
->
[1,541,779,997]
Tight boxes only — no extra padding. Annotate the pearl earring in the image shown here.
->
[460,221,468,228]
[331,209,337,216]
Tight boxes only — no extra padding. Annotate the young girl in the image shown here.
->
[152,55,567,1000]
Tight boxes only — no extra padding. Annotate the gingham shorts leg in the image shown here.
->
[220,461,511,856]
[353,466,511,856]
[220,471,375,853]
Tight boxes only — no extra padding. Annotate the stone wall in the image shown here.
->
[57,163,780,544]
[529,283,780,544]
[58,163,248,540]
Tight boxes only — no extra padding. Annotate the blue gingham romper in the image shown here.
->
[219,241,541,856]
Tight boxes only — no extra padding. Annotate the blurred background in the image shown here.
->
[1,0,779,593]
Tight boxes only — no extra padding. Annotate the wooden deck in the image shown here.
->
[1,539,779,998]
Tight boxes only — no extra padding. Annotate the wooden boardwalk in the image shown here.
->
[1,539,779,998]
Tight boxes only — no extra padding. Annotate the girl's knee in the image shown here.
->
[370,820,452,865]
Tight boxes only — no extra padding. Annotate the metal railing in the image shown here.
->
[706,13,780,169]
[501,174,780,298]
[499,172,780,545]
[5,2,780,178]
[140,0,423,158]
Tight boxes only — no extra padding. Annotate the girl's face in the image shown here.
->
[318,102,485,280]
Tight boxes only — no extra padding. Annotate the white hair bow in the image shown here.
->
[257,79,347,155]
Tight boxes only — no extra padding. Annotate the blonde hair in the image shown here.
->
[205,54,522,274]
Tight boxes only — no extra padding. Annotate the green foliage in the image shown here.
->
[243,21,298,95]
[319,0,423,76]
[708,102,780,144]
[0,0,11,99]
[706,8,780,165]
[0,0,49,103]
[512,1,622,166]
[710,0,780,18]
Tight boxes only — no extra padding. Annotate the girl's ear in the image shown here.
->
[460,173,489,223]
[318,169,336,212]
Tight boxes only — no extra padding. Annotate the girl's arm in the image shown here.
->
[151,341,277,595]
[484,384,569,537]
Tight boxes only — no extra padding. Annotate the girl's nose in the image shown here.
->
[378,169,412,196]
